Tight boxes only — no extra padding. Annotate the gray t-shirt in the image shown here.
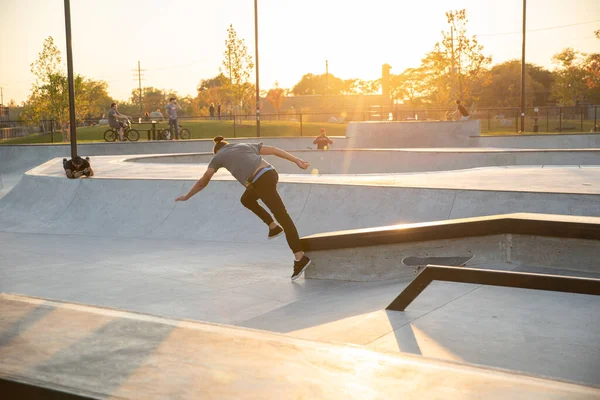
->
[108,109,120,127]
[166,103,177,120]
[208,142,271,185]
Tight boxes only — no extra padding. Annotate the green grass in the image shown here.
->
[2,117,597,144]
[0,120,348,145]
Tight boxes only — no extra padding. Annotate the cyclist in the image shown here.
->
[108,103,130,141]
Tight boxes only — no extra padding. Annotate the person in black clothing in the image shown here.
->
[455,100,470,120]
[217,103,221,120]
[63,156,94,179]
[313,128,333,150]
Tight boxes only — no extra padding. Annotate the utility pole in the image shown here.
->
[450,26,455,101]
[325,59,329,110]
[254,0,261,137]
[227,40,236,137]
[133,61,145,116]
[0,86,3,105]
[63,0,77,159]
[520,0,527,133]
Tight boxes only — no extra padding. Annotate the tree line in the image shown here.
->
[18,10,600,129]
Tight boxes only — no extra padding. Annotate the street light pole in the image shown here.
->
[254,0,261,137]
[520,0,527,133]
[63,0,77,159]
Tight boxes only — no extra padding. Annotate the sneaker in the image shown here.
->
[291,256,311,281]
[268,225,284,240]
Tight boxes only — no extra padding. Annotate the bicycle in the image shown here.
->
[103,119,140,142]
[158,124,191,140]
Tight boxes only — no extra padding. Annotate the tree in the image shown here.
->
[221,24,254,113]
[582,53,600,103]
[79,78,113,119]
[354,79,381,95]
[419,9,491,106]
[22,38,66,123]
[478,60,550,107]
[291,73,345,95]
[130,87,165,113]
[194,74,231,116]
[550,48,587,106]
[389,68,425,105]
[266,82,286,115]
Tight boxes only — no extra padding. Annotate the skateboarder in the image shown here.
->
[63,156,93,179]
[174,136,312,281]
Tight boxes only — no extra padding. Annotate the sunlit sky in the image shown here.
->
[1,0,599,104]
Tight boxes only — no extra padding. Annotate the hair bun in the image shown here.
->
[213,136,225,143]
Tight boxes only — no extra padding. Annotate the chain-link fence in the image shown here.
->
[0,119,56,141]
[1,106,598,144]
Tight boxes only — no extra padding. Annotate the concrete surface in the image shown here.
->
[3,294,599,400]
[2,143,600,392]
[0,138,319,197]
[0,158,599,242]
[128,148,600,174]
[345,120,480,148]
[305,233,600,281]
[2,230,600,387]
[474,133,600,149]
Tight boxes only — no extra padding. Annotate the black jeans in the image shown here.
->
[169,118,179,139]
[240,169,302,253]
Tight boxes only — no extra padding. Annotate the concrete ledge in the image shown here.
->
[346,120,480,148]
[2,293,598,399]
[302,214,600,281]
[125,148,600,174]
[473,133,600,149]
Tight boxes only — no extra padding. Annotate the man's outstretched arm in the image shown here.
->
[260,146,310,169]
[175,168,215,202]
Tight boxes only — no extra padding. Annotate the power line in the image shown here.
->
[477,19,600,37]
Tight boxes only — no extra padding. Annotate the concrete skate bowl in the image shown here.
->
[0,138,320,197]
[1,169,600,245]
[126,148,600,174]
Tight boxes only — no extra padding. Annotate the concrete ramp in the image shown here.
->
[0,158,599,241]
[2,293,598,400]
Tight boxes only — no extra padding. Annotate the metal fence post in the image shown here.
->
[546,108,549,132]
[515,109,518,133]
[487,109,491,133]
[233,112,236,138]
[580,106,583,132]
[595,106,598,132]
[559,107,562,132]
[50,120,54,143]
[300,113,303,136]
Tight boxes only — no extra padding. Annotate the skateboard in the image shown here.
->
[402,255,474,273]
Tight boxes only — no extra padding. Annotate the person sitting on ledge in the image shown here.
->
[63,156,94,179]
[454,99,470,121]
[314,128,333,150]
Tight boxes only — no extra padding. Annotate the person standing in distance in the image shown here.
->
[166,97,182,139]
[174,136,313,281]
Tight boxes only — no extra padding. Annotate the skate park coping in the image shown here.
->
[301,213,600,281]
